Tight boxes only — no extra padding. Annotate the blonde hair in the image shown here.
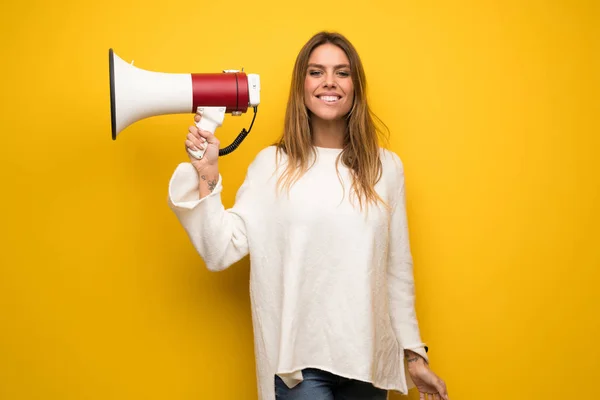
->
[275,31,390,210]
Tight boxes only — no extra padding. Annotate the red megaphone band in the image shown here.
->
[191,73,249,114]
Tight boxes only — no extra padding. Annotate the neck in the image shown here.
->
[310,115,346,149]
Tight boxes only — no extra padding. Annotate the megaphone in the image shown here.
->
[109,48,261,159]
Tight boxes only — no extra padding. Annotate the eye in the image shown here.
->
[309,70,323,77]
[337,70,351,77]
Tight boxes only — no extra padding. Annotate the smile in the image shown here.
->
[317,95,342,103]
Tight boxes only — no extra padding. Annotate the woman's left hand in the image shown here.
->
[406,352,450,400]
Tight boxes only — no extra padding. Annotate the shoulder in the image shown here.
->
[250,145,285,167]
[378,148,408,201]
[245,145,282,178]
[378,147,406,180]
[377,148,408,205]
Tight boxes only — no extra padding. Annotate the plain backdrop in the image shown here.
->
[1,0,598,399]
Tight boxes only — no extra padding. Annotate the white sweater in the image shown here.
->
[167,145,428,400]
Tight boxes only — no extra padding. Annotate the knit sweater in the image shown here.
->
[167,145,428,400]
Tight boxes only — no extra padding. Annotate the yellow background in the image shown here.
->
[1,0,598,399]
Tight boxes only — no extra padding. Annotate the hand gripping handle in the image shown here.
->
[187,106,226,160]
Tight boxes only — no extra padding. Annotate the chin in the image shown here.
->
[315,111,350,122]
[307,104,350,122]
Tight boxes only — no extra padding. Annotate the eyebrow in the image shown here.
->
[308,63,351,69]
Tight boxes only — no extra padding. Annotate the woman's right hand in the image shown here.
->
[185,112,220,171]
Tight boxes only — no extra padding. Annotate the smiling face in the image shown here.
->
[304,43,355,122]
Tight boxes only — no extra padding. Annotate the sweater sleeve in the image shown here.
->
[167,161,256,272]
[387,156,429,365]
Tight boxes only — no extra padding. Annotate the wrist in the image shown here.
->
[405,350,427,367]
[195,164,218,176]
[196,166,220,197]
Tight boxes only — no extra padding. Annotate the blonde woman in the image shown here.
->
[168,31,450,400]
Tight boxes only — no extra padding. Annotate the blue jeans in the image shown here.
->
[274,368,388,400]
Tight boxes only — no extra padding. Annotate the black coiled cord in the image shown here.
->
[218,106,258,156]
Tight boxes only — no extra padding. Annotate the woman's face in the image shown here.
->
[304,43,354,122]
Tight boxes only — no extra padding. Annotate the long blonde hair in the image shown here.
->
[275,31,390,210]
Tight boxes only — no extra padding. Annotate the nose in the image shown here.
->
[323,77,336,88]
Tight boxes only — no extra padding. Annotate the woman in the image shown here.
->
[168,31,450,400]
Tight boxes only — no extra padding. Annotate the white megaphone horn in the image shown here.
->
[109,48,261,159]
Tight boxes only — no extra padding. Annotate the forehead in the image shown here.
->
[308,43,350,66]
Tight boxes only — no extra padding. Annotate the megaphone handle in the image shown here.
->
[187,107,226,159]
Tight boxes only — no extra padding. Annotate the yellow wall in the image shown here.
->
[1,0,598,399]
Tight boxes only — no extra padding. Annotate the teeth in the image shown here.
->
[319,96,339,102]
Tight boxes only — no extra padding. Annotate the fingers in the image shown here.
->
[436,379,449,400]
[189,124,217,144]
[185,124,207,160]
[185,113,220,161]
[185,139,204,153]
[192,111,219,143]
[193,112,209,138]
[186,131,206,153]
[188,124,207,142]
[422,393,445,400]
